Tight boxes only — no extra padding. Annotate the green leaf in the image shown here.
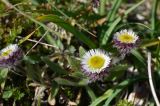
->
[90,89,113,106]
[13,89,25,100]
[68,46,76,54]
[54,77,88,86]
[131,50,146,66]
[117,100,134,106]
[42,57,68,75]
[99,0,107,16]
[103,89,122,106]
[0,68,8,90]
[106,64,129,80]
[100,17,121,46]
[79,46,86,58]
[2,90,13,100]
[50,81,59,98]
[51,81,59,97]
[106,0,122,22]
[67,56,80,71]
[37,15,96,48]
[85,86,97,102]
[103,79,136,106]
[140,39,160,48]
[69,71,85,79]
[26,63,42,83]
[23,55,41,64]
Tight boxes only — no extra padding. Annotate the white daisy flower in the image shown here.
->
[113,29,139,54]
[81,49,111,82]
[0,44,23,67]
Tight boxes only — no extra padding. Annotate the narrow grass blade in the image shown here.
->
[50,81,59,98]
[151,0,158,38]
[99,0,106,16]
[103,79,134,106]
[90,77,146,106]
[85,86,97,102]
[107,0,122,22]
[37,15,96,48]
[101,17,121,46]
[100,0,145,46]
[89,89,113,106]
[131,50,146,66]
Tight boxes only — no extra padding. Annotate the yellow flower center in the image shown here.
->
[1,49,12,56]
[118,34,134,43]
[88,55,105,69]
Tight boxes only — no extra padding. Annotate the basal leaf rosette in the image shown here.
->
[81,49,111,82]
[113,29,139,55]
[0,44,23,67]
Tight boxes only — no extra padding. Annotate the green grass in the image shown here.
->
[0,0,160,105]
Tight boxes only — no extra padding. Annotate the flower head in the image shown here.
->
[0,44,23,68]
[81,49,111,82]
[113,29,139,54]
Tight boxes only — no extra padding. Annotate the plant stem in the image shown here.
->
[25,30,49,56]
[147,52,160,106]
[17,36,57,49]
